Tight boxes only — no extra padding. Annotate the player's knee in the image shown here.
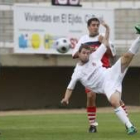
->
[109,94,120,108]
[87,91,96,99]
[110,99,120,108]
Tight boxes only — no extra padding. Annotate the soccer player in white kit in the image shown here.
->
[72,17,128,133]
[61,23,139,135]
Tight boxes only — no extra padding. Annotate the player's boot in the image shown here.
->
[135,25,140,34]
[127,126,137,135]
[89,125,97,133]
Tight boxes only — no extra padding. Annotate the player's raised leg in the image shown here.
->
[121,37,140,72]
[121,30,140,72]
[106,27,140,135]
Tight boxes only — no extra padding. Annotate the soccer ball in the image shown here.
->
[55,38,71,53]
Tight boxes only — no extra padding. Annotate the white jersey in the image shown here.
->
[68,44,107,94]
[72,34,116,58]
[68,43,127,99]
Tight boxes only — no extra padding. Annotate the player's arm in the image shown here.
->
[61,70,78,105]
[98,35,116,58]
[61,89,73,105]
[110,44,116,56]
[92,21,110,59]
[105,42,116,58]
[101,21,116,57]
[101,20,110,47]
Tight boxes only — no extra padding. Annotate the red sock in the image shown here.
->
[121,104,128,116]
[87,106,96,126]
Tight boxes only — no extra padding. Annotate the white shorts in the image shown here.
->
[102,58,128,100]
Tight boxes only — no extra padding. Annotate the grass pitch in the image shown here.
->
[0,111,139,140]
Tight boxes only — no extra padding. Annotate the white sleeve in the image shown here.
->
[72,37,84,58]
[67,70,79,90]
[91,44,107,60]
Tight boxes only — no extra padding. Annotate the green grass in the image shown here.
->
[0,112,139,140]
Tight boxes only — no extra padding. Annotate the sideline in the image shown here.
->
[0,106,139,116]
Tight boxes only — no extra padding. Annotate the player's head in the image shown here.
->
[78,44,91,63]
[87,17,100,37]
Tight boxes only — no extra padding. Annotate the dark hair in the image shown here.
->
[87,17,100,26]
[79,44,90,52]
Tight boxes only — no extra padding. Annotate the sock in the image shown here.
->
[121,104,128,116]
[87,106,96,126]
[129,37,140,54]
[114,106,132,128]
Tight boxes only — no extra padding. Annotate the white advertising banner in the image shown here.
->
[14,4,114,54]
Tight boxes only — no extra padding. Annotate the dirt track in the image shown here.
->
[0,106,139,116]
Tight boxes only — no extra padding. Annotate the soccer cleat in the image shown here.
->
[135,25,140,34]
[127,126,137,135]
[89,125,97,133]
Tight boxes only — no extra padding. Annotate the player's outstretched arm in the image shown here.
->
[93,21,110,59]
[98,20,116,58]
[61,89,73,105]
[101,20,110,47]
